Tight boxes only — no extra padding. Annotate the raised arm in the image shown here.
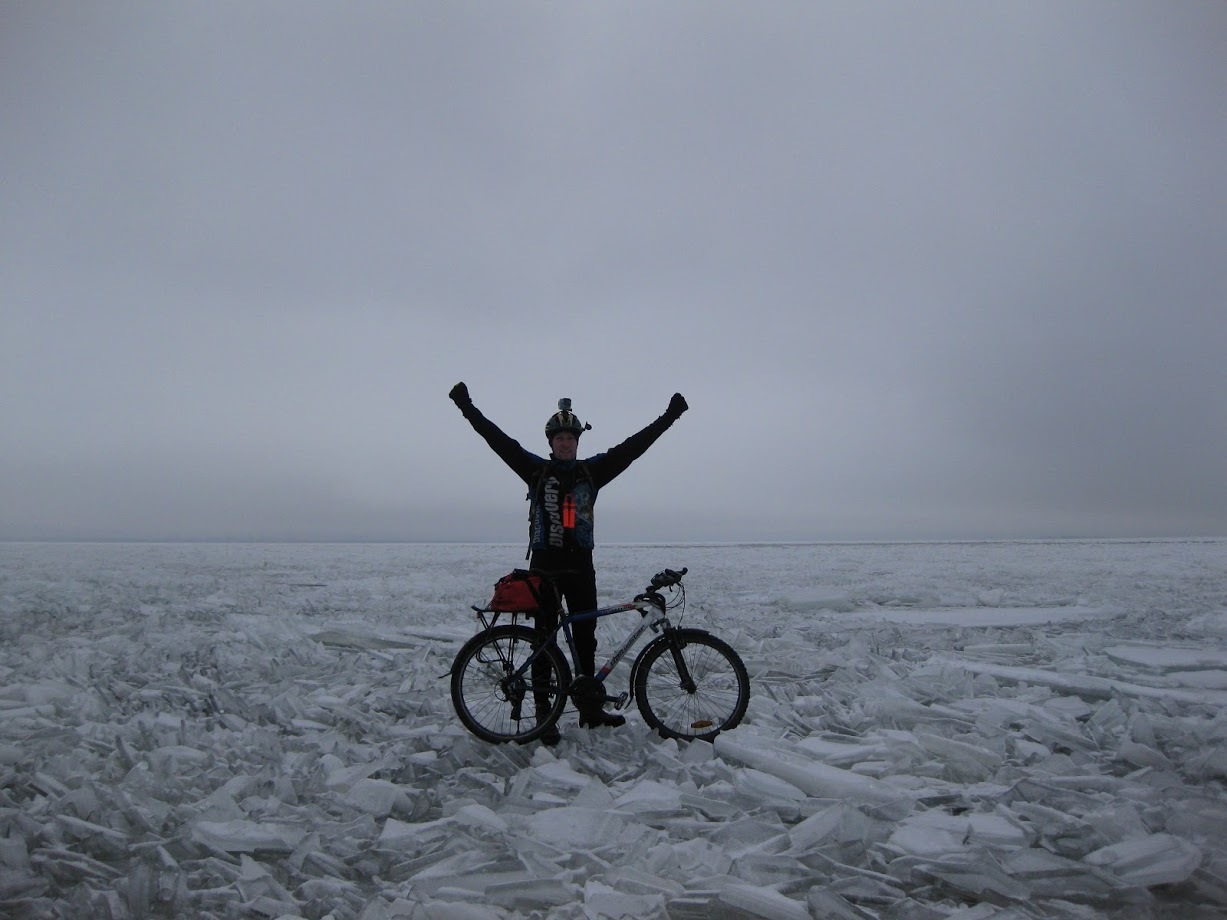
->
[588,393,688,488]
[449,382,542,483]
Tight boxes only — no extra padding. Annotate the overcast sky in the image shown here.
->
[2,2,1224,544]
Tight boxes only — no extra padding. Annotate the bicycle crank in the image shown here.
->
[570,676,627,712]
[569,676,607,711]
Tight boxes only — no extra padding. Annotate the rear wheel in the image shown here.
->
[450,625,570,744]
[634,629,749,741]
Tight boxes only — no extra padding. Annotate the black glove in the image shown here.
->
[449,381,472,408]
[667,393,688,419]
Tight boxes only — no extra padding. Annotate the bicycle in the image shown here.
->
[449,567,750,744]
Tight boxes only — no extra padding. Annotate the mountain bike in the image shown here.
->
[449,567,750,744]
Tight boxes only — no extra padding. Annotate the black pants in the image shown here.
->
[530,550,598,677]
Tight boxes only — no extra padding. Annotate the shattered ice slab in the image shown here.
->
[190,819,307,854]
[1103,644,1227,673]
[931,655,1227,708]
[680,790,742,821]
[525,753,592,793]
[1189,610,1227,637]
[906,849,1032,902]
[378,816,456,850]
[485,876,579,910]
[583,880,668,919]
[914,731,1004,782]
[713,882,809,920]
[522,806,629,850]
[774,589,859,614]
[858,605,1114,627]
[452,803,511,836]
[340,778,416,817]
[1101,643,1227,691]
[1083,833,1203,887]
[600,864,685,900]
[646,836,733,879]
[1001,847,1127,903]
[794,734,893,768]
[1115,738,1174,771]
[732,768,808,806]
[612,778,685,816]
[804,887,876,920]
[309,625,468,650]
[1162,670,1227,690]
[885,809,1031,857]
[784,804,844,853]
[714,727,915,817]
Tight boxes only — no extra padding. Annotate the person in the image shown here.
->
[449,382,687,739]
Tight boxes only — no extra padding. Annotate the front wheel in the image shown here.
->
[450,625,571,744]
[633,628,749,741]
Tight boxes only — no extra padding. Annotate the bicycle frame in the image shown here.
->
[507,593,669,695]
[562,596,668,683]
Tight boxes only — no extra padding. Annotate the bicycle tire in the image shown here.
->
[450,624,571,744]
[634,628,749,742]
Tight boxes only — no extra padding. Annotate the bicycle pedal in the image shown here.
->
[607,691,629,710]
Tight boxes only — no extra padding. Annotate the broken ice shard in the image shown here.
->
[1083,833,1202,887]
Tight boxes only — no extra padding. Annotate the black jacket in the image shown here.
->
[457,402,678,553]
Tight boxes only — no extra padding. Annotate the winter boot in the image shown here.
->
[572,674,626,729]
[578,707,625,729]
[534,697,561,746]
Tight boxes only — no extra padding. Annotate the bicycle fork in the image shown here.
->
[658,629,718,731]
[666,635,699,693]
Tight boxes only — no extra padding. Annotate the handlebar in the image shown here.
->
[649,567,687,590]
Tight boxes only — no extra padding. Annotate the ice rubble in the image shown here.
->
[0,539,1225,919]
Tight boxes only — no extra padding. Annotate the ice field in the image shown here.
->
[1,538,1225,919]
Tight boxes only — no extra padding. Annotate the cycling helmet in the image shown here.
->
[544,398,592,440]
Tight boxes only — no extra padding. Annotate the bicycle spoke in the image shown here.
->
[450,625,570,744]
[635,630,749,741]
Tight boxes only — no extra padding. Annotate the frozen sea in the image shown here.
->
[1,538,1225,920]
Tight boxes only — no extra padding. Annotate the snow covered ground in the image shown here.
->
[1,539,1225,920]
